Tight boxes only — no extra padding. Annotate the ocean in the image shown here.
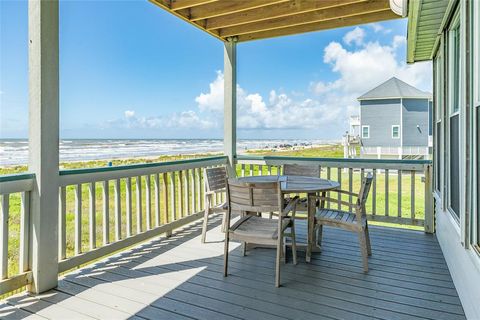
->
[0,139,333,166]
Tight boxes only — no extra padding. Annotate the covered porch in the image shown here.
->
[1,0,477,319]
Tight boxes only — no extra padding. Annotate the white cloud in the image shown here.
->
[343,27,366,46]
[392,35,406,49]
[195,70,224,112]
[369,23,392,34]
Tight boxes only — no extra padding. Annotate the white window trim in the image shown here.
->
[446,9,462,223]
[474,0,480,106]
[391,125,400,139]
[361,125,370,139]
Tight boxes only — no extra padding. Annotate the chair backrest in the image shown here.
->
[356,173,374,219]
[226,179,283,214]
[283,164,320,177]
[204,166,227,193]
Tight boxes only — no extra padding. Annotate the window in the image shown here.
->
[448,13,461,219]
[434,52,444,194]
[391,125,400,139]
[473,0,480,248]
[362,126,369,139]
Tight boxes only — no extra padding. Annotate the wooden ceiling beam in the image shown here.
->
[188,0,289,21]
[236,9,399,42]
[220,0,390,37]
[170,0,218,11]
[205,0,366,30]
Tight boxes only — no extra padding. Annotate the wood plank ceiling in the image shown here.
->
[150,0,401,42]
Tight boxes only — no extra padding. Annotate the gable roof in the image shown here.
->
[357,77,432,100]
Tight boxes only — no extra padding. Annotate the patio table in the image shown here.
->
[238,175,340,262]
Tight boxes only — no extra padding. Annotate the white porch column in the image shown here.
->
[28,0,59,293]
[224,38,237,177]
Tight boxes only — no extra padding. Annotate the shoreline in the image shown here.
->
[0,143,342,174]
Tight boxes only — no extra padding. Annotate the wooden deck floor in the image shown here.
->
[1,215,466,320]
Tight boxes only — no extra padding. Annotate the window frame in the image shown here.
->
[447,10,462,222]
[434,50,444,195]
[472,0,480,250]
[361,125,370,139]
[391,125,400,139]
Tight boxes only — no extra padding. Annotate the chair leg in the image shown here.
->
[221,211,227,233]
[291,223,297,265]
[269,212,273,219]
[275,237,282,287]
[317,224,323,248]
[201,206,210,243]
[223,232,229,277]
[365,223,372,256]
[357,229,369,273]
[242,241,247,256]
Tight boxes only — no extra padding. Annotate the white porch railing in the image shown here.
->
[235,155,433,231]
[0,156,227,296]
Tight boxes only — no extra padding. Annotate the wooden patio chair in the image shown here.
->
[313,173,374,272]
[278,164,321,218]
[223,179,299,287]
[202,166,228,243]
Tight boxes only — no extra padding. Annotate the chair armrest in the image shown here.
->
[330,189,359,198]
[282,196,300,217]
[310,195,357,209]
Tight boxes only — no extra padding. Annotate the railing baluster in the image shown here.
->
[361,168,365,181]
[348,168,353,211]
[88,182,96,250]
[145,175,151,230]
[190,169,196,213]
[241,164,245,177]
[337,168,342,210]
[372,169,377,216]
[249,164,253,176]
[326,167,331,209]
[411,171,416,221]
[1,194,9,279]
[398,170,402,218]
[170,172,177,222]
[20,192,30,272]
[136,176,142,233]
[102,180,110,245]
[178,171,184,218]
[385,169,389,217]
[126,177,132,237]
[162,173,169,226]
[184,170,189,216]
[196,168,201,211]
[59,186,67,259]
[268,165,272,175]
[75,184,82,255]
[114,179,122,240]
[154,174,160,227]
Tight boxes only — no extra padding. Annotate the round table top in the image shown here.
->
[238,175,340,194]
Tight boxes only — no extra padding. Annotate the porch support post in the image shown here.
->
[224,38,237,177]
[424,164,434,233]
[28,0,60,293]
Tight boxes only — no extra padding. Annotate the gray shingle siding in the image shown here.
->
[360,99,401,147]
[402,98,430,146]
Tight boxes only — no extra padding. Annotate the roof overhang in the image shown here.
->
[150,0,402,42]
[406,0,454,63]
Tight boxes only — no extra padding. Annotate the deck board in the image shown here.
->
[1,215,466,320]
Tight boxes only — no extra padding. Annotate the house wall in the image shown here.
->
[360,99,401,147]
[402,98,430,146]
[431,0,480,319]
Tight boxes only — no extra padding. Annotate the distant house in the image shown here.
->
[355,77,432,159]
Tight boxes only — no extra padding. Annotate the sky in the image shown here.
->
[0,0,432,140]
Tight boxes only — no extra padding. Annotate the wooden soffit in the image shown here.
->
[150,0,401,42]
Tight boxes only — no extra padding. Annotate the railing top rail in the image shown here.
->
[0,173,35,183]
[236,155,432,171]
[0,173,35,194]
[60,155,228,176]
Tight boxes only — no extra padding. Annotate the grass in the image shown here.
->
[1,144,426,283]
